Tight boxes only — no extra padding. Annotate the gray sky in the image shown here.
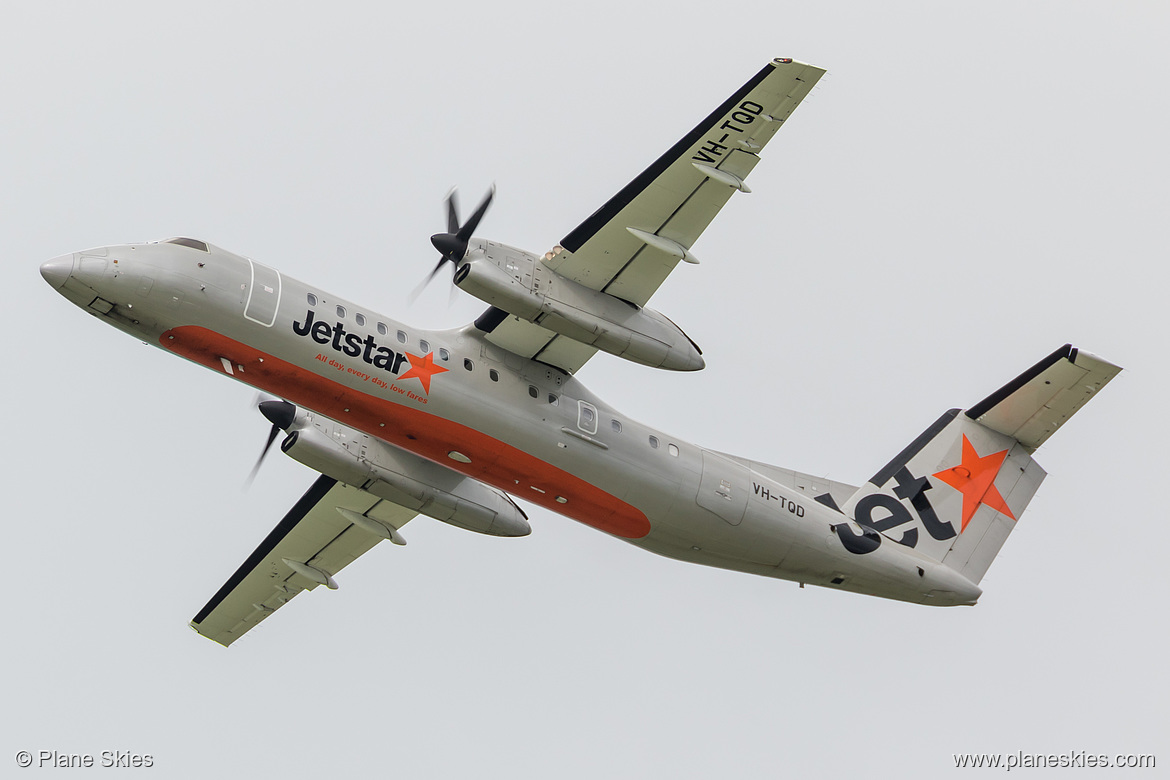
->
[4,2,1166,777]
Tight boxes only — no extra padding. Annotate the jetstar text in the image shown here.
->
[292,309,408,374]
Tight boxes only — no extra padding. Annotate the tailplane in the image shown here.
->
[839,345,1120,584]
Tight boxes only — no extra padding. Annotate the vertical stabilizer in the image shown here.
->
[839,345,1120,584]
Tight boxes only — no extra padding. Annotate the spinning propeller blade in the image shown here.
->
[244,399,297,488]
[411,185,495,302]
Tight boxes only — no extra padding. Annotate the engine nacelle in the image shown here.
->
[280,418,531,537]
[454,243,704,371]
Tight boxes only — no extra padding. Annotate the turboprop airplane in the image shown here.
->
[39,58,1120,647]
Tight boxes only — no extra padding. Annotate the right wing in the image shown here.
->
[480,57,825,374]
[190,476,416,647]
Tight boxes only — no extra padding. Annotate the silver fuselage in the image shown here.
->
[41,240,981,606]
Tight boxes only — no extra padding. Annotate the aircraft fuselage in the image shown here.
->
[41,239,982,606]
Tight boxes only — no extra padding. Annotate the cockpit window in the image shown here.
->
[163,237,209,252]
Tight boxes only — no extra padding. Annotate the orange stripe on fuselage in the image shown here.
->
[161,325,651,539]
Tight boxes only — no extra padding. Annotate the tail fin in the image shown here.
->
[840,345,1120,584]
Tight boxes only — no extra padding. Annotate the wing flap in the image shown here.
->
[190,477,417,647]
[531,331,599,372]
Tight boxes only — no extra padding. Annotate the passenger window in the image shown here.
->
[355,313,366,326]
[463,358,474,371]
[420,340,430,353]
[377,322,387,335]
[649,436,659,449]
[577,402,598,434]
[668,443,679,457]
[611,419,622,433]
[336,305,346,318]
[307,293,318,306]
[397,330,407,344]
[528,385,538,399]
[489,369,499,382]
[439,348,450,361]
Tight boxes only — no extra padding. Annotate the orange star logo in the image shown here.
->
[932,435,1016,532]
[396,352,448,394]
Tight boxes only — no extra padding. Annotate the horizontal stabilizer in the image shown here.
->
[965,345,1121,451]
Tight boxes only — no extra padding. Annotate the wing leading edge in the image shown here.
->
[190,476,417,647]
[479,57,826,374]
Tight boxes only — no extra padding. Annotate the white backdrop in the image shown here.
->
[4,2,1165,777]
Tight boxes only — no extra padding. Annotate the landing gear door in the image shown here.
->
[244,258,282,327]
[696,450,749,526]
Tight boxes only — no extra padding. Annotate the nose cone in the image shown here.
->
[40,254,75,290]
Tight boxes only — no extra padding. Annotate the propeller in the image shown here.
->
[411,185,495,301]
[245,398,297,487]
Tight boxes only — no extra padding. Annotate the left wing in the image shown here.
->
[479,57,825,374]
[190,476,416,647]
